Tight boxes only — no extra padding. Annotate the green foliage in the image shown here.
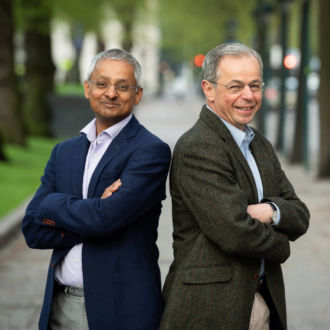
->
[288,0,319,52]
[14,0,109,35]
[14,0,53,34]
[0,137,59,219]
[159,0,258,61]
[109,0,146,21]
[53,0,107,32]
[288,0,302,49]
[55,83,85,96]
[310,0,319,53]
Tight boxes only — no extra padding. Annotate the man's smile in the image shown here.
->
[100,101,120,107]
[234,105,256,112]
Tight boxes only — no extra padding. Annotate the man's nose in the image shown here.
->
[104,84,118,97]
[241,85,254,99]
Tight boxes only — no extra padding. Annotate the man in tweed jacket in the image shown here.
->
[160,43,309,329]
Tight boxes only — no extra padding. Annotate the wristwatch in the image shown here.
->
[269,203,277,223]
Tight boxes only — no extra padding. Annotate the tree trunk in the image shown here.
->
[122,19,134,52]
[318,0,330,177]
[0,133,7,161]
[253,0,272,135]
[290,0,310,166]
[115,4,136,52]
[276,1,290,152]
[22,0,56,137]
[0,0,25,145]
[66,23,84,84]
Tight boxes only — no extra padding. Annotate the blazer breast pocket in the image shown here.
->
[93,170,122,197]
[97,168,122,184]
[182,265,232,284]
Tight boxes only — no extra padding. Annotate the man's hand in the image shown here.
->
[247,203,273,224]
[101,179,122,199]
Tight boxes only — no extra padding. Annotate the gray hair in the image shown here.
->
[202,43,263,82]
[86,48,142,88]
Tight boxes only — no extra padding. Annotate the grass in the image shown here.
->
[0,137,60,219]
[55,83,85,96]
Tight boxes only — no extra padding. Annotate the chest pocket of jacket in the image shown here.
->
[182,265,232,284]
[92,168,123,197]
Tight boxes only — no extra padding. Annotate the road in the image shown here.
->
[0,94,329,329]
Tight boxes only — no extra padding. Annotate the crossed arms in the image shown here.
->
[247,203,274,224]
[170,134,309,264]
[22,140,171,250]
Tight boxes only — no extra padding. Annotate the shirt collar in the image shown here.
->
[205,105,254,147]
[80,114,132,143]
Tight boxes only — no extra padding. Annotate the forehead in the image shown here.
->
[217,55,261,81]
[91,59,135,81]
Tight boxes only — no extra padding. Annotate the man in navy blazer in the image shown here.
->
[22,48,171,330]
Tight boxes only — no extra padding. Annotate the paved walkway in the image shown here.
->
[280,164,330,329]
[0,95,329,329]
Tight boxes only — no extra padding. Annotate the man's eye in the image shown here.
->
[117,84,129,91]
[250,84,261,90]
[96,81,107,88]
[228,85,242,92]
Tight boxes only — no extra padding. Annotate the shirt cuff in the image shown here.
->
[268,202,281,225]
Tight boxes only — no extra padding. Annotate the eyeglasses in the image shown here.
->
[89,80,138,93]
[209,80,265,94]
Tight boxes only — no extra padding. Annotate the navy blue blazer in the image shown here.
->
[22,115,171,330]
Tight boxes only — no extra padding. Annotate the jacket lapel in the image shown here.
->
[250,134,273,198]
[200,106,259,202]
[87,115,140,198]
[71,134,90,198]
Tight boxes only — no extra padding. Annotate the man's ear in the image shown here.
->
[84,80,90,99]
[134,87,143,105]
[201,80,215,103]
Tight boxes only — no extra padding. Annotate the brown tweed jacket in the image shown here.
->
[159,106,309,330]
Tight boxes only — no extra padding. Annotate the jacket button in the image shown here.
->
[42,218,56,226]
[51,263,55,269]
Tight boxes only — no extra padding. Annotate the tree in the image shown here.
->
[253,0,274,134]
[54,0,106,83]
[0,0,25,146]
[290,0,310,166]
[16,0,56,136]
[318,0,330,177]
[275,0,292,153]
[110,0,146,51]
[159,0,258,61]
[53,0,149,84]
[0,135,7,161]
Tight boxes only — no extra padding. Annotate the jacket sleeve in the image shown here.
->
[33,141,171,238]
[260,139,310,241]
[22,144,83,249]
[171,137,290,264]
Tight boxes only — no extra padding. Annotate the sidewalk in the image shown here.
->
[0,95,329,329]
[280,163,330,329]
[0,197,30,248]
